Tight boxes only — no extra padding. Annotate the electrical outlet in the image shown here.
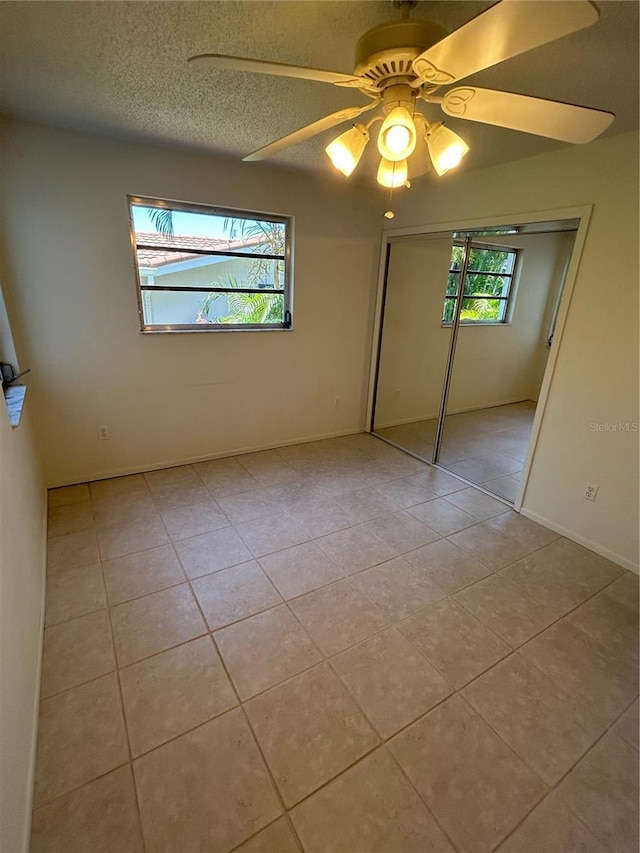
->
[97,425,110,440]
[584,483,598,502]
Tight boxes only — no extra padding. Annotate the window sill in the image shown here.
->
[4,384,27,427]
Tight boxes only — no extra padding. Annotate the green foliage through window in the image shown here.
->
[443,242,517,324]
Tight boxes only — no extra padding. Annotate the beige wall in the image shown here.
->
[391,131,639,571]
[0,398,46,851]
[0,119,382,486]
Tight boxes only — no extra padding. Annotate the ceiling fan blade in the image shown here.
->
[412,0,599,86]
[188,53,367,88]
[438,87,614,143]
[243,103,378,162]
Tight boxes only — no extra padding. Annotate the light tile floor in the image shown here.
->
[33,434,638,853]
[376,400,536,502]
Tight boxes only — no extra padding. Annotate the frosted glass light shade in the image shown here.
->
[377,107,417,162]
[326,124,369,177]
[426,124,469,176]
[377,157,408,188]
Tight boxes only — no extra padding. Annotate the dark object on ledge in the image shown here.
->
[1,361,30,389]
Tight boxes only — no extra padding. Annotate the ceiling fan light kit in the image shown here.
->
[190,0,615,196]
[325,123,370,177]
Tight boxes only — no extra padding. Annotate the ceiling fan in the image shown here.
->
[188,0,614,189]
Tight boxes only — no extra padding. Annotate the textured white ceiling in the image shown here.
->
[0,1,637,184]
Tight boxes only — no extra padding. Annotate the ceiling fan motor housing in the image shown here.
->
[354,20,448,87]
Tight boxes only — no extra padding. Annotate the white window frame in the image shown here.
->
[442,240,519,326]
[128,195,294,333]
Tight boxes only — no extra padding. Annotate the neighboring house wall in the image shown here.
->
[0,118,382,486]
[392,130,639,572]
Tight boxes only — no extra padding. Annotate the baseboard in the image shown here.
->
[375,398,534,431]
[22,488,48,850]
[46,427,366,488]
[520,507,639,574]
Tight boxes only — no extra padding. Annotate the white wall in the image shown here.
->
[391,131,639,571]
[0,118,382,486]
[0,309,46,851]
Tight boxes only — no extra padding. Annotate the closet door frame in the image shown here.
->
[366,205,593,512]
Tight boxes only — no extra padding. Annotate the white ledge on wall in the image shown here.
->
[4,384,27,427]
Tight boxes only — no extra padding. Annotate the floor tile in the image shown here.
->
[41,609,115,698]
[486,511,560,551]
[144,464,209,510]
[374,477,436,509]
[44,563,106,626]
[161,499,229,541]
[31,766,144,853]
[97,515,169,561]
[192,561,282,630]
[454,573,564,647]
[333,487,400,522]
[175,527,253,579]
[233,818,300,853]
[47,530,100,574]
[407,497,477,536]
[246,663,378,806]
[237,451,301,488]
[102,544,185,605]
[567,590,639,667]
[119,636,237,756]
[110,584,206,666]
[496,792,607,853]
[558,732,639,853]
[217,488,279,524]
[47,500,94,538]
[89,474,149,501]
[291,748,455,853]
[501,537,623,612]
[350,556,445,621]
[290,496,356,539]
[194,457,259,497]
[389,695,546,853]
[362,511,440,554]
[215,604,321,700]
[33,674,128,808]
[92,491,158,528]
[332,628,451,739]
[150,481,212,512]
[399,599,511,688]
[602,571,639,611]
[520,620,638,726]
[48,483,90,508]
[289,578,389,657]
[463,653,603,785]
[311,471,368,497]
[316,524,396,574]
[444,487,508,520]
[482,474,520,503]
[408,468,467,497]
[258,541,344,600]
[235,512,309,558]
[133,709,282,853]
[448,522,530,570]
[404,538,492,594]
[612,699,639,750]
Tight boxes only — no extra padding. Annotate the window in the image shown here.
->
[128,196,293,332]
[442,242,518,324]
